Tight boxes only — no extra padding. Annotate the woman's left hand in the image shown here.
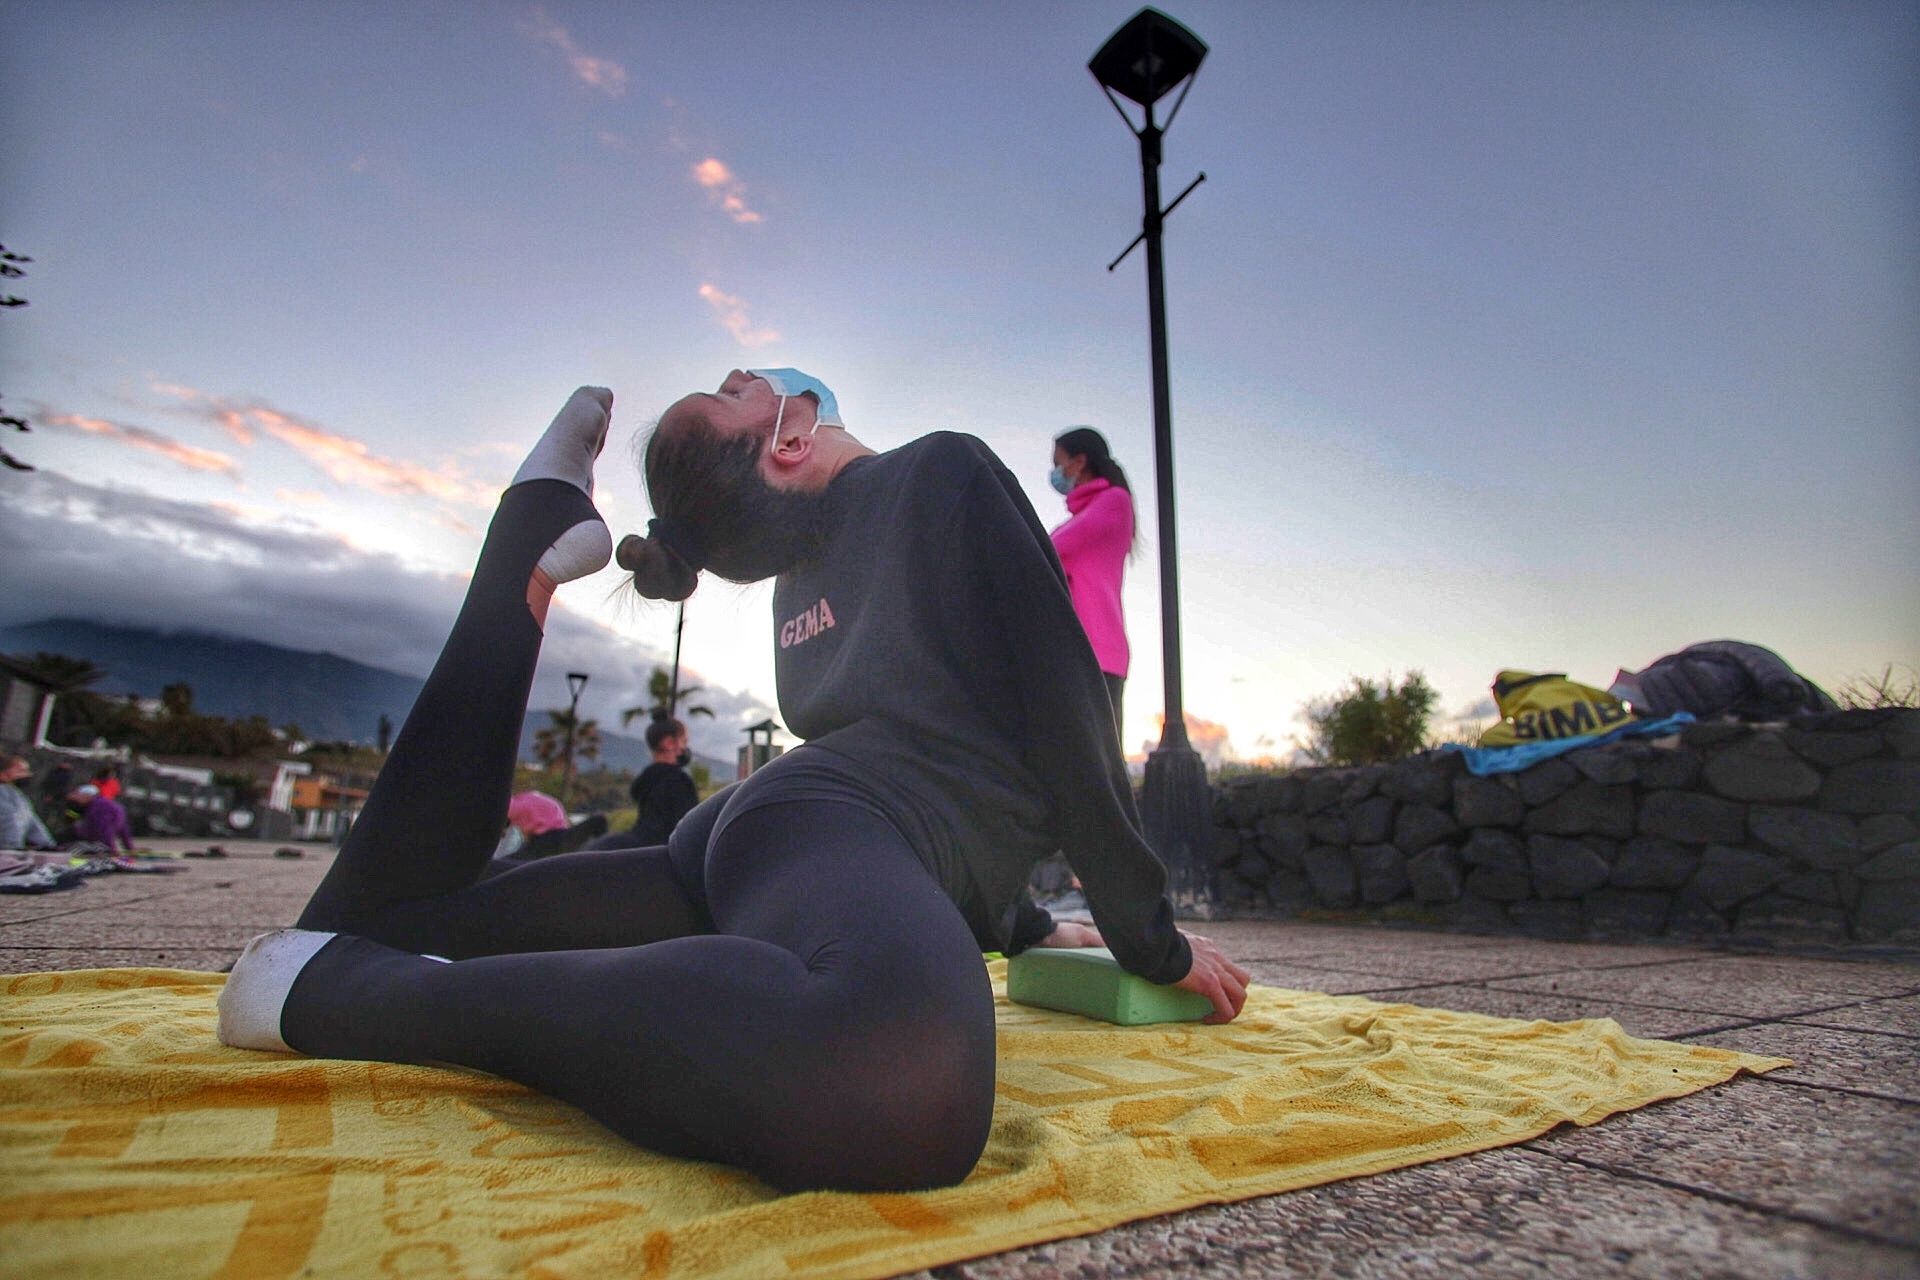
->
[1036,921,1105,948]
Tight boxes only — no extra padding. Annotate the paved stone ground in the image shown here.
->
[5,839,1917,1278]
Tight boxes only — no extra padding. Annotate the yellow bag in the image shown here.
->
[1478,670,1640,747]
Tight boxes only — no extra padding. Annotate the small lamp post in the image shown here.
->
[1090,7,1214,908]
[559,670,589,809]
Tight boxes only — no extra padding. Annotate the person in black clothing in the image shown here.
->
[218,377,1247,1194]
[575,717,698,854]
[628,716,699,845]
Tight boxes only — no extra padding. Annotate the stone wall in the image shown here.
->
[1207,708,1920,945]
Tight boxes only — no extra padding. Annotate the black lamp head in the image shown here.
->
[1089,7,1208,108]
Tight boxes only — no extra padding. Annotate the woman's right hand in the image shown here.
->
[1171,931,1251,1024]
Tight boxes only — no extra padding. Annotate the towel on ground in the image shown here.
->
[0,962,1785,1280]
[1445,712,1694,775]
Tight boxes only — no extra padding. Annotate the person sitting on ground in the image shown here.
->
[217,376,1246,1194]
[91,765,123,802]
[1,753,57,850]
[69,783,134,853]
[625,715,699,846]
[495,790,605,863]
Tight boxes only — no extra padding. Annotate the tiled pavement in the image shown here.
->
[5,841,1916,1278]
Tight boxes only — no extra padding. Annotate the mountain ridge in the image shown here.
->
[0,617,677,773]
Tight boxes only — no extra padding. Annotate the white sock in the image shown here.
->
[512,386,616,587]
[217,928,338,1053]
[536,520,614,586]
[512,386,612,495]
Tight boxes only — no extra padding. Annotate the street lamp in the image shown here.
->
[1090,7,1214,908]
[560,670,589,809]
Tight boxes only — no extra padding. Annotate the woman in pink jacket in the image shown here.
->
[1049,427,1135,739]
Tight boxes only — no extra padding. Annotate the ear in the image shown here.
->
[767,428,815,473]
[764,395,821,475]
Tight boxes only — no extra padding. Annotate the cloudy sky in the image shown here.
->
[3,0,1915,765]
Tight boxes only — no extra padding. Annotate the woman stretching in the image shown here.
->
[219,375,1249,1193]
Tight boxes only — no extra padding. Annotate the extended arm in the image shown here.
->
[961,458,1190,985]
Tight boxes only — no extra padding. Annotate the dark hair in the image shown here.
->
[619,408,828,601]
[1054,426,1139,554]
[644,716,686,751]
[1054,427,1130,494]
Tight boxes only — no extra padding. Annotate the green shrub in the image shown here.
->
[1295,671,1439,766]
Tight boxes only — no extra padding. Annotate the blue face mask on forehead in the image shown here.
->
[747,368,844,433]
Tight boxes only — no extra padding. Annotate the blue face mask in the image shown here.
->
[1048,466,1073,495]
[747,368,843,435]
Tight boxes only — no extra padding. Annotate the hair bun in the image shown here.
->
[617,533,699,602]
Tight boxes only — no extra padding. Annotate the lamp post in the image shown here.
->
[1090,7,1214,907]
[560,670,589,809]
[668,603,686,716]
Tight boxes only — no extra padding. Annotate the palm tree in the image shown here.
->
[161,682,194,717]
[16,652,107,694]
[531,714,564,765]
[13,651,109,741]
[574,717,602,764]
[532,707,601,765]
[1,245,33,474]
[533,705,602,809]
[621,665,715,728]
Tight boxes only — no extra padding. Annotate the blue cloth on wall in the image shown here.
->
[1442,713,1696,776]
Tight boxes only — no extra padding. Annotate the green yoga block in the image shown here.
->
[1006,946,1212,1026]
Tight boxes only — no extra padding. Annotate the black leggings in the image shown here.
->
[286,480,996,1191]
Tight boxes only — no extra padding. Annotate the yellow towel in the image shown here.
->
[1,963,1784,1280]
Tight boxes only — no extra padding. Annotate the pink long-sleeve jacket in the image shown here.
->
[1049,477,1133,678]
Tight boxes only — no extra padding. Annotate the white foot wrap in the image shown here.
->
[512,386,612,495]
[536,518,614,585]
[217,928,337,1053]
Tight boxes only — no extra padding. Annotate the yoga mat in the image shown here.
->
[0,962,1785,1279]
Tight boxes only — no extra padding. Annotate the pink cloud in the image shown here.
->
[692,157,764,224]
[524,6,628,97]
[152,382,496,505]
[152,381,253,443]
[1143,712,1236,769]
[39,410,239,475]
[697,284,780,348]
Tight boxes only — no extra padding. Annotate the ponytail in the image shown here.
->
[616,531,699,602]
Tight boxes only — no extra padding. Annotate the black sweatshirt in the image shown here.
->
[770,432,1191,985]
[628,763,698,846]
